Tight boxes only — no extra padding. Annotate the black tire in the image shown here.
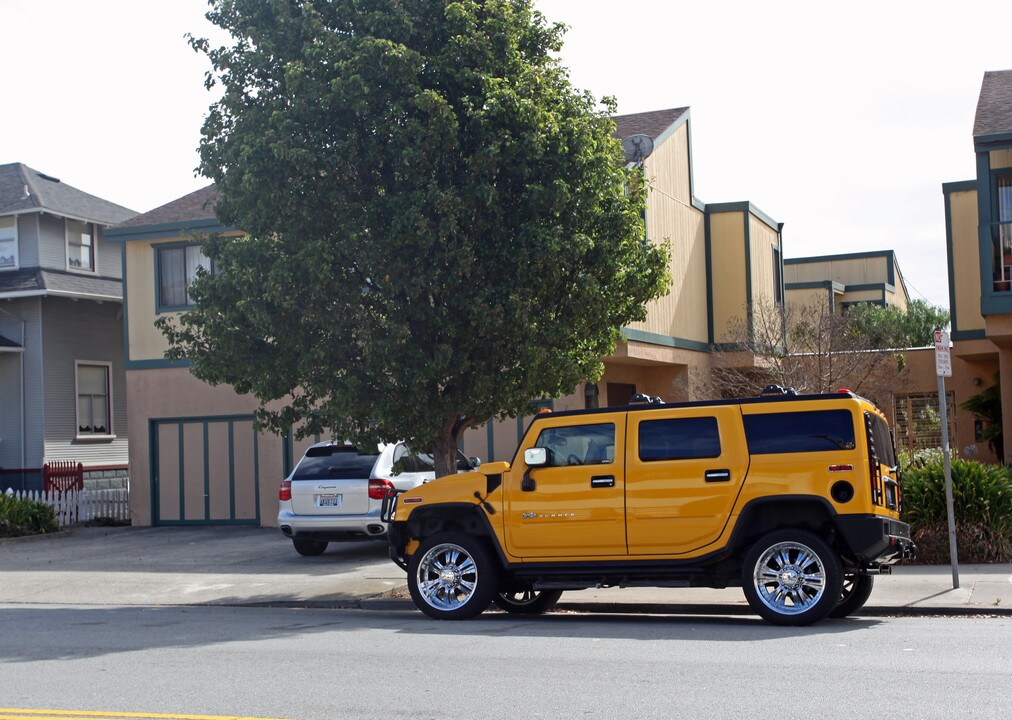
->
[493,588,564,615]
[828,573,874,618]
[408,532,499,620]
[741,529,843,626]
[292,537,328,556]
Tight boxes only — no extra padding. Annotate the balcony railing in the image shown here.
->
[992,222,1012,292]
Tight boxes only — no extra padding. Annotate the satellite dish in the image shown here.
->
[621,134,654,165]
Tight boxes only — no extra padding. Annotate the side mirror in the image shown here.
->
[524,448,548,467]
[469,456,481,469]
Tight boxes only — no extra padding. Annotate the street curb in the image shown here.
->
[235,596,1012,618]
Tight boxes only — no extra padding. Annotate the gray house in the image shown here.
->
[0,163,136,491]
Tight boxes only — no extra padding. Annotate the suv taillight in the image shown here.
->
[279,480,292,501]
[368,478,394,500]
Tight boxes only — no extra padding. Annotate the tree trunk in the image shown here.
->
[433,418,460,480]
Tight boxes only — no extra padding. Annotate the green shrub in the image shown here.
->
[0,493,60,538]
[900,457,1012,563]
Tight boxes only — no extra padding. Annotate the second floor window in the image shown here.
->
[67,219,95,271]
[158,243,211,309]
[0,216,16,270]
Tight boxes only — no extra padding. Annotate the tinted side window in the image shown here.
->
[639,417,721,461]
[534,423,615,466]
[294,447,379,480]
[744,410,856,454]
[392,444,436,474]
[865,412,896,467]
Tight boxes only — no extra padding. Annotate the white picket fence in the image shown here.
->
[4,488,130,528]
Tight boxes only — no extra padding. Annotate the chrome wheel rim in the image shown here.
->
[416,542,479,611]
[753,541,827,615]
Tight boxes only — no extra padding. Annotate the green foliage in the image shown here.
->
[166,0,670,474]
[900,457,1012,562]
[848,299,949,348]
[961,375,1003,462]
[0,493,59,538]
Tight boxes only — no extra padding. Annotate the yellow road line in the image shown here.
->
[0,710,290,720]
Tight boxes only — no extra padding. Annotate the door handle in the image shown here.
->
[591,475,615,488]
[704,469,731,483]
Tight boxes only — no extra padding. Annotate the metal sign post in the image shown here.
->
[934,330,959,589]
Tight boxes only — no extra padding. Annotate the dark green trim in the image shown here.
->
[203,422,211,520]
[120,242,131,365]
[784,250,894,265]
[743,210,753,341]
[125,358,191,370]
[150,414,260,526]
[785,280,841,290]
[177,423,185,521]
[282,431,295,476]
[705,201,780,233]
[974,131,1012,149]
[951,329,987,341]
[943,184,960,334]
[942,179,977,194]
[620,327,711,353]
[704,212,714,344]
[486,422,494,464]
[227,420,236,521]
[153,240,209,314]
[845,282,895,294]
[974,151,1012,314]
[105,219,232,242]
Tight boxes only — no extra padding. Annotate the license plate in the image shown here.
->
[317,494,342,508]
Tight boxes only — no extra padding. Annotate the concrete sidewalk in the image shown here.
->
[1,526,1010,616]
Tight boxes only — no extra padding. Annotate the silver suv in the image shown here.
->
[278,442,477,556]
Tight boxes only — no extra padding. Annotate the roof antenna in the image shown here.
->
[21,184,30,200]
[621,134,654,168]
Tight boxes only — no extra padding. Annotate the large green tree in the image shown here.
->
[161,0,670,475]
[847,299,950,348]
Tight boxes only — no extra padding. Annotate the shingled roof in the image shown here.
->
[0,268,123,300]
[0,163,137,224]
[116,183,219,228]
[974,70,1012,140]
[612,107,689,142]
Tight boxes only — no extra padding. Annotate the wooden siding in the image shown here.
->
[41,296,127,466]
[840,288,885,304]
[125,238,171,361]
[748,214,780,309]
[15,214,40,268]
[990,149,1012,170]
[0,299,45,468]
[710,211,747,343]
[949,188,985,334]
[785,256,891,287]
[626,124,708,343]
[37,213,66,270]
[95,226,121,279]
[786,286,833,315]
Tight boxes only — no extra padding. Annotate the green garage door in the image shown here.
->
[150,415,262,526]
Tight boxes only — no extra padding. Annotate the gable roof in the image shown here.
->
[0,163,137,224]
[974,70,1012,140]
[116,183,219,229]
[612,107,689,142]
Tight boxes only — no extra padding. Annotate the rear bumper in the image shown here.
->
[836,515,917,565]
[277,507,388,539]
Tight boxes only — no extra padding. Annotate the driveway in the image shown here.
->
[0,526,405,607]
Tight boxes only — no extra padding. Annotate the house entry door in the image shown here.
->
[150,415,262,525]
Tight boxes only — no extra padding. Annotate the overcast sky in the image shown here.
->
[5,0,1011,308]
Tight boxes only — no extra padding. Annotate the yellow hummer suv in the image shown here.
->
[383,388,916,626]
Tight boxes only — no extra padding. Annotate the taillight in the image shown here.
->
[368,478,394,500]
[279,480,292,502]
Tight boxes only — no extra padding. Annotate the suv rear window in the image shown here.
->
[865,412,897,467]
[744,410,856,454]
[293,446,379,480]
[639,417,721,461]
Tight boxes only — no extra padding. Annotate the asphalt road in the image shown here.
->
[2,604,1010,720]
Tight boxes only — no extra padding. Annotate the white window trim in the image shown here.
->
[74,360,116,442]
[65,218,97,274]
[0,215,18,271]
